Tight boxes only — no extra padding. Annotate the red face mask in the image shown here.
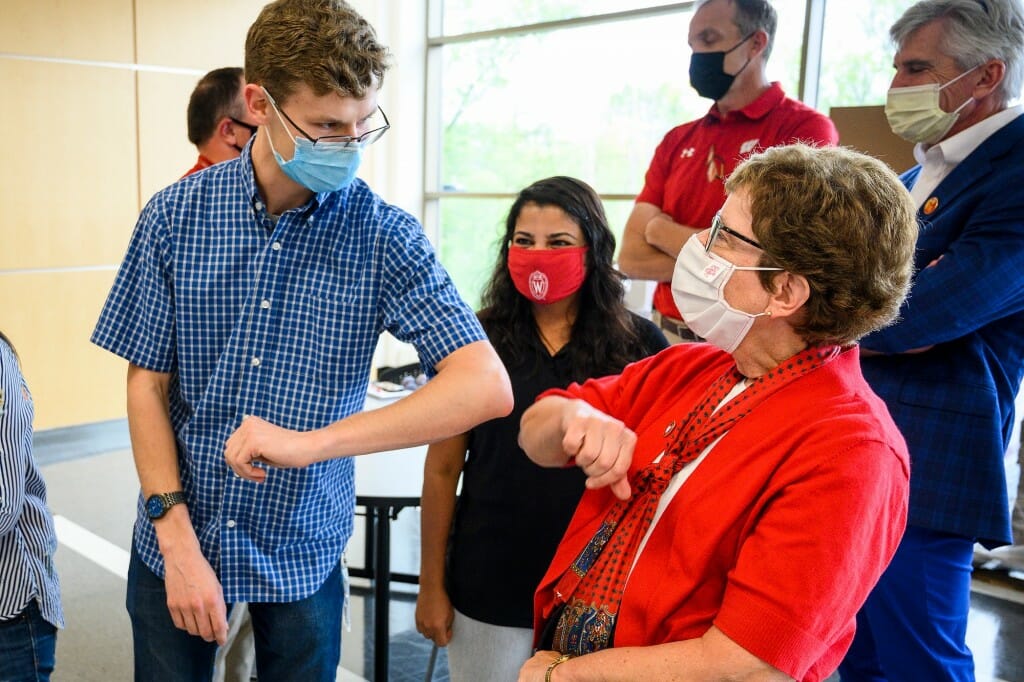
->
[507,246,588,304]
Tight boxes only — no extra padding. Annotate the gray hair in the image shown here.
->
[694,0,778,60]
[891,0,1024,105]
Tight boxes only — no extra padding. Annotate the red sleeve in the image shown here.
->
[538,354,655,420]
[538,345,726,431]
[714,438,908,679]
[783,109,839,147]
[634,128,679,207]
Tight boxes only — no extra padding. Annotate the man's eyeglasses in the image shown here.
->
[705,212,766,253]
[264,88,389,148]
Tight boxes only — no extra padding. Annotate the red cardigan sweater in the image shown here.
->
[534,344,909,681]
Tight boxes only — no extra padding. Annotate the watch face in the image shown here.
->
[145,496,165,519]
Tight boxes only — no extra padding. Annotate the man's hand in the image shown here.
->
[561,400,636,500]
[224,415,319,482]
[162,544,229,645]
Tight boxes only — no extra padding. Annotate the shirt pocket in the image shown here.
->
[298,291,378,390]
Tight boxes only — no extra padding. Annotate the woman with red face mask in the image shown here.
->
[415,177,668,681]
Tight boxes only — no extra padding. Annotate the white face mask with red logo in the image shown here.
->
[671,234,781,352]
[507,246,588,304]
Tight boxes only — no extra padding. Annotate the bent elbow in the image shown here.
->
[617,253,640,278]
[487,364,514,419]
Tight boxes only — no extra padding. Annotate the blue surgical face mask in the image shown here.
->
[264,92,364,193]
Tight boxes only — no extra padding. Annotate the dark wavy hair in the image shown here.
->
[478,176,643,383]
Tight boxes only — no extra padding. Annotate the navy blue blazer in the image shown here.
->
[860,112,1024,546]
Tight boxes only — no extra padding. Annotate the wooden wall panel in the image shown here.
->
[0,270,127,430]
[0,0,134,63]
[137,71,206,204]
[134,0,262,71]
[0,61,138,270]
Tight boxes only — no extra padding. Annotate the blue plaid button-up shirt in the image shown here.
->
[91,149,485,601]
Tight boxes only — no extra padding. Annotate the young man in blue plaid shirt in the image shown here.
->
[91,1,512,679]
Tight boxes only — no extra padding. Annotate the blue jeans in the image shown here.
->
[0,600,57,682]
[838,525,975,682]
[127,547,343,682]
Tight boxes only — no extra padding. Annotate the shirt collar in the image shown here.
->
[706,82,785,123]
[239,143,338,218]
[914,104,1024,167]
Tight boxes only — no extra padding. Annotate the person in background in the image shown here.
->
[415,177,668,681]
[90,0,512,679]
[517,144,916,682]
[184,67,259,177]
[618,0,837,344]
[839,1,1024,680]
[0,331,64,682]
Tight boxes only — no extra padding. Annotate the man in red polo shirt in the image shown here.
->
[618,0,837,343]
[183,67,259,178]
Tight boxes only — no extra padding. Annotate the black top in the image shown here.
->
[446,313,668,627]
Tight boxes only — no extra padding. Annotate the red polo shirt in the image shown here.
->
[636,82,838,319]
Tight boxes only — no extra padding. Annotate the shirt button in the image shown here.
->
[260,299,271,310]
[254,201,264,211]
[226,520,237,528]
[251,357,261,367]
[272,241,282,251]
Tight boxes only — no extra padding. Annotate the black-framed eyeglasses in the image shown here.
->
[264,88,390,148]
[705,212,766,253]
[229,118,258,136]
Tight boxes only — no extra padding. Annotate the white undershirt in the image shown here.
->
[909,105,1023,208]
[627,378,750,577]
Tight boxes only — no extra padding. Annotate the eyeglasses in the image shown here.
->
[229,118,258,136]
[705,212,766,253]
[264,88,390,148]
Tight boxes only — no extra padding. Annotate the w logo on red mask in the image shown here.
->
[507,246,588,305]
[529,271,549,300]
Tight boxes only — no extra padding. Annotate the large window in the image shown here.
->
[425,1,901,308]
[816,0,918,112]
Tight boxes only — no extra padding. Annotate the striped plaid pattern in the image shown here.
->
[0,339,63,627]
[860,113,1024,545]
[92,150,484,601]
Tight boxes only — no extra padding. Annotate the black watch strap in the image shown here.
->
[146,491,186,519]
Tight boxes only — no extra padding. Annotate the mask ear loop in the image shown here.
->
[261,88,299,161]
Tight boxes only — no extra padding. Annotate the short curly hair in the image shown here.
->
[245,0,391,102]
[726,144,918,345]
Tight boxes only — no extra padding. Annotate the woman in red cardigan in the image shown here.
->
[516,144,919,682]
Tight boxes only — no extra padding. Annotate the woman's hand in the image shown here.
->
[518,650,570,682]
[561,400,636,500]
[224,415,320,482]
[415,584,455,646]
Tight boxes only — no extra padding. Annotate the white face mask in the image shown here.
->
[885,66,978,145]
[671,233,783,353]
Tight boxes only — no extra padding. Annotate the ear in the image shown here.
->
[244,83,271,125]
[765,271,810,319]
[972,58,1006,100]
[748,29,769,60]
[216,117,237,146]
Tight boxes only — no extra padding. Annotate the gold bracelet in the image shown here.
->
[545,653,572,682]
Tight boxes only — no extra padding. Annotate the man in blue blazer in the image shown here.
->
[839,1,1024,681]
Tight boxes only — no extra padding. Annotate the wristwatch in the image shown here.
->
[145,491,186,520]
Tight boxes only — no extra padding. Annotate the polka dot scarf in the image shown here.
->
[548,344,842,656]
